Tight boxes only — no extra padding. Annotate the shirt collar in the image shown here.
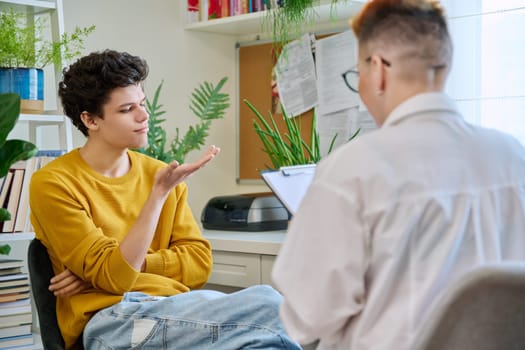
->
[383,92,461,128]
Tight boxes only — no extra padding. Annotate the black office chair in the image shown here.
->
[27,238,65,350]
[412,263,525,350]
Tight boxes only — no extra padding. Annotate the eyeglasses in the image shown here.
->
[342,68,360,93]
[341,56,392,93]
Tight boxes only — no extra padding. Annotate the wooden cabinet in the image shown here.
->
[207,251,263,288]
[202,230,285,291]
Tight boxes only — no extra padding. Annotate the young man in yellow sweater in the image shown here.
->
[29,49,300,350]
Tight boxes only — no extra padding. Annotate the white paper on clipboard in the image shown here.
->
[260,164,316,215]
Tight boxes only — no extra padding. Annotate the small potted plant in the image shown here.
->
[0,8,95,114]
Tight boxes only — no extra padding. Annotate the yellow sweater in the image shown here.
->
[29,149,212,349]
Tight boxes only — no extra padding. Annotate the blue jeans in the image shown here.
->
[83,285,301,349]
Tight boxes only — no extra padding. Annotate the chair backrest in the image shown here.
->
[27,238,65,350]
[412,263,525,350]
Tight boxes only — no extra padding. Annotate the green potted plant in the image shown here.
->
[244,98,359,169]
[0,93,38,255]
[266,0,349,47]
[137,77,230,164]
[0,8,95,114]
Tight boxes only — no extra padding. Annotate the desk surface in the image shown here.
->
[202,229,286,255]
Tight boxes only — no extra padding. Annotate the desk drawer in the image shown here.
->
[208,251,261,288]
[260,255,276,287]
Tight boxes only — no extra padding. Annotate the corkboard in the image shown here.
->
[237,42,314,182]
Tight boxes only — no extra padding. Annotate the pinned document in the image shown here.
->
[261,164,316,215]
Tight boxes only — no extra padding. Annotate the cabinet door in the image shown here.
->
[260,254,276,288]
[208,251,261,288]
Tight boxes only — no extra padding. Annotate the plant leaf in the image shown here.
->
[0,243,11,255]
[0,208,10,222]
[190,77,230,121]
[0,139,38,178]
[0,93,20,145]
[136,78,229,164]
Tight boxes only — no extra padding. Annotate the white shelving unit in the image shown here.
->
[0,232,35,242]
[185,1,365,39]
[18,114,74,152]
[0,0,56,11]
[1,1,69,349]
[2,126,73,341]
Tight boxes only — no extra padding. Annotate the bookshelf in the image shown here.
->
[0,233,34,243]
[0,0,56,11]
[18,114,74,152]
[184,1,365,39]
[1,1,69,348]
[2,115,72,349]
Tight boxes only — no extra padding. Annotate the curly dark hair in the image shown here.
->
[58,49,149,136]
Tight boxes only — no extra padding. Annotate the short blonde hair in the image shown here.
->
[351,0,452,68]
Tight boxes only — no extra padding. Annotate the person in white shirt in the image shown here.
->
[272,1,525,349]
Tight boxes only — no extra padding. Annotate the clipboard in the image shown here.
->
[260,164,316,215]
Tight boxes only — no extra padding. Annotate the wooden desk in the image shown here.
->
[202,229,286,291]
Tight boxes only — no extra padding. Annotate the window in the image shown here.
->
[443,0,525,145]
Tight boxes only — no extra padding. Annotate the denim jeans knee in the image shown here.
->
[83,285,301,349]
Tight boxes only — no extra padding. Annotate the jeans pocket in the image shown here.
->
[130,318,159,348]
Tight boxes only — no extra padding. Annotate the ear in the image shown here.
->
[80,111,99,132]
[369,54,387,95]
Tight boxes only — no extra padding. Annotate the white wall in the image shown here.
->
[62,0,268,219]
[440,0,525,144]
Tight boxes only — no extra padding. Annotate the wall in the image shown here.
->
[62,0,268,219]
[440,0,525,144]
[16,1,524,221]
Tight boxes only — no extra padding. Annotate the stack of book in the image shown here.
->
[188,0,279,23]
[0,259,33,348]
[0,150,66,234]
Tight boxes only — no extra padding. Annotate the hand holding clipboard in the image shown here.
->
[260,164,316,215]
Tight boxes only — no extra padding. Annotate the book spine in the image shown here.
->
[233,0,242,15]
[2,169,24,233]
[221,0,230,18]
[187,0,200,24]
[208,0,221,19]
[35,149,66,157]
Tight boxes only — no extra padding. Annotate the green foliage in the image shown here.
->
[137,77,230,164]
[244,98,359,169]
[0,93,38,254]
[0,245,10,255]
[0,8,95,68]
[265,0,347,48]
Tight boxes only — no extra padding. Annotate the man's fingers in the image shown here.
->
[50,274,76,291]
[195,145,221,168]
[156,145,221,190]
[53,280,91,297]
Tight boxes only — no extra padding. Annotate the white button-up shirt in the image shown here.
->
[272,92,525,350]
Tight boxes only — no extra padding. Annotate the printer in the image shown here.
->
[201,192,290,231]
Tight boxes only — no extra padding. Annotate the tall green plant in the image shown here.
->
[244,98,359,169]
[0,93,38,254]
[137,77,230,164]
